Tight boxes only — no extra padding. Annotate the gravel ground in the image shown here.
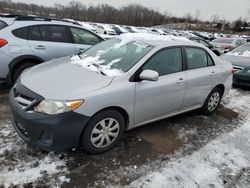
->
[0,88,249,188]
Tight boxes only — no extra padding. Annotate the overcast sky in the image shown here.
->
[13,0,250,21]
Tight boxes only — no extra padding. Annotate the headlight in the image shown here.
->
[34,100,83,115]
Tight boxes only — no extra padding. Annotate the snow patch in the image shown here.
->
[0,123,69,187]
[227,50,250,57]
[0,154,68,187]
[128,120,250,188]
[70,55,124,77]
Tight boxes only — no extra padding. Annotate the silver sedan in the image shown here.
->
[10,33,233,154]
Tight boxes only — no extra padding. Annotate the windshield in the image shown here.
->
[70,38,154,76]
[212,38,234,44]
[227,43,250,57]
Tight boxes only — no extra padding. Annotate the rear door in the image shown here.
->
[134,47,186,125]
[69,27,102,54]
[28,25,75,61]
[182,47,217,109]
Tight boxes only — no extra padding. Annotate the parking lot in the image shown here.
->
[1,87,250,187]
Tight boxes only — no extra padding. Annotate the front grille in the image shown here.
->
[12,82,44,111]
[14,94,36,110]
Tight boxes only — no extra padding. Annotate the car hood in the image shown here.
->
[20,56,113,100]
[220,55,250,68]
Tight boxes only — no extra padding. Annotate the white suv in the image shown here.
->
[0,15,104,86]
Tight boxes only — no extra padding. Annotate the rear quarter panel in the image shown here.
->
[214,56,233,97]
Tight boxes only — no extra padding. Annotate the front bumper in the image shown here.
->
[233,73,250,88]
[9,84,90,151]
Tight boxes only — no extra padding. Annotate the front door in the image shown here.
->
[134,47,186,125]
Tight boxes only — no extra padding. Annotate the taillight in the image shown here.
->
[0,38,8,48]
[232,68,237,75]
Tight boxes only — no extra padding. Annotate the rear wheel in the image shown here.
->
[201,87,222,115]
[13,62,37,82]
[81,110,125,154]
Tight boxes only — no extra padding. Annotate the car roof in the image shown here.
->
[116,33,196,47]
[0,17,15,25]
[0,15,81,27]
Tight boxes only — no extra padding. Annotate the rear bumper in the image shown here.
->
[9,86,90,151]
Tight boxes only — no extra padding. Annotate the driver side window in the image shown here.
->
[142,48,182,76]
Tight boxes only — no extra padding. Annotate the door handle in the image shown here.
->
[177,78,185,84]
[210,71,215,77]
[35,45,46,50]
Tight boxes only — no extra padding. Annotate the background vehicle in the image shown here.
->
[221,43,250,87]
[111,25,128,35]
[10,34,233,154]
[210,37,245,54]
[0,15,104,86]
[188,36,221,56]
[150,28,167,35]
[95,24,116,35]
[78,21,97,33]
[124,26,141,33]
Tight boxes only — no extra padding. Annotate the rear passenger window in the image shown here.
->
[12,26,29,40]
[186,48,214,70]
[39,25,70,43]
[0,21,7,30]
[30,26,42,40]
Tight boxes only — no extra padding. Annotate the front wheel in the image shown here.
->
[201,87,222,115]
[81,110,125,154]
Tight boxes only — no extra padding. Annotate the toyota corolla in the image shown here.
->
[9,33,233,154]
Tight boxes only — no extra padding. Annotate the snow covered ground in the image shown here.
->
[116,89,250,188]
[0,88,250,187]
[128,118,250,188]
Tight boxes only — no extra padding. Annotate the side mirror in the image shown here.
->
[139,70,159,81]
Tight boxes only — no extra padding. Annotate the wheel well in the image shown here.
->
[215,84,225,96]
[11,58,42,81]
[78,106,130,148]
[96,106,130,130]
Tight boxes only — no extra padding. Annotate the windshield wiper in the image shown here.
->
[92,63,107,76]
[76,52,82,59]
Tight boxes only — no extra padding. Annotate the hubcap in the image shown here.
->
[208,92,220,111]
[91,118,120,148]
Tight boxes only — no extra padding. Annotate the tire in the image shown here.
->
[201,87,222,115]
[13,62,37,82]
[81,109,125,154]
